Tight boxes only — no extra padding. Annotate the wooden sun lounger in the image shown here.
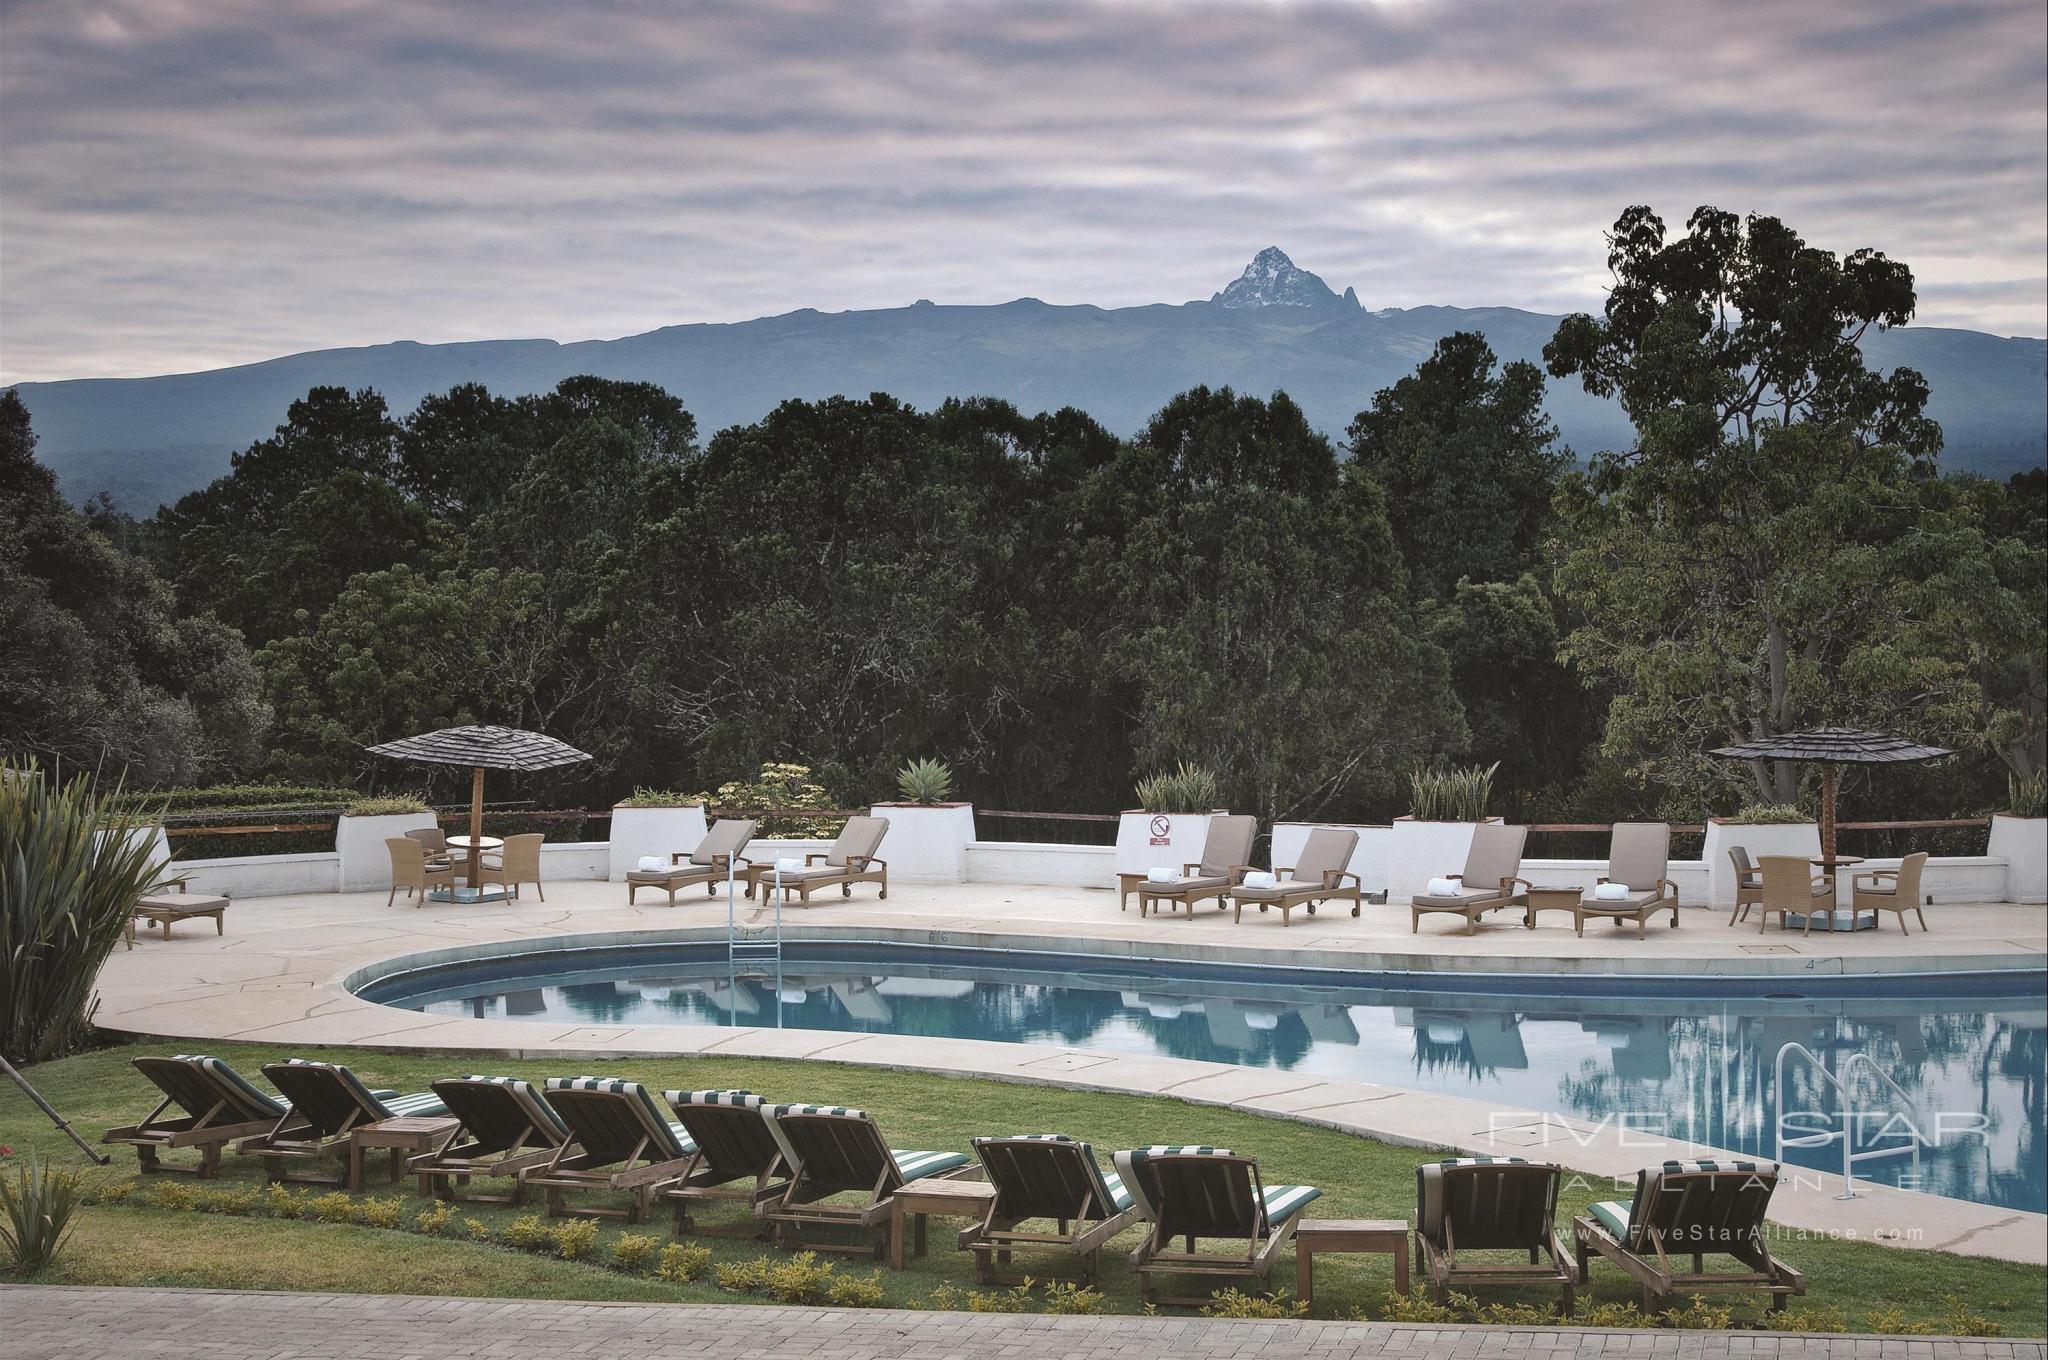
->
[1573,1160,1805,1312]
[522,1077,699,1222]
[1410,822,1531,934]
[1415,1157,1574,1313]
[760,1103,973,1257]
[1137,814,1258,919]
[625,818,756,905]
[102,1054,286,1179]
[661,1089,791,1237]
[1115,1144,1321,1308]
[237,1059,447,1186]
[1228,827,1362,927]
[960,1135,1139,1285]
[409,1076,570,1205]
[744,816,890,907]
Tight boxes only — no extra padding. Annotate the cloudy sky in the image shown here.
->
[1,0,2043,384]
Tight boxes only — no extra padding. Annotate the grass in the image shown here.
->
[3,1040,2041,1333]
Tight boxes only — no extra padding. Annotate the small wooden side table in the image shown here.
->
[1116,871,1147,912]
[350,1116,460,1193]
[1521,885,1583,930]
[1294,1218,1410,1306]
[889,1178,996,1271]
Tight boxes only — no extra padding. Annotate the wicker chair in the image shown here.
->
[1852,852,1930,933]
[479,833,545,901]
[1756,856,1833,935]
[1726,846,1765,925]
[386,837,456,908]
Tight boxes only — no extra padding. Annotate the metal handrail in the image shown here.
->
[727,860,784,1028]
[1774,1041,1925,1199]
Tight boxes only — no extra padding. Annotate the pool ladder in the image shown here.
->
[1773,1042,1925,1199]
[724,863,784,1026]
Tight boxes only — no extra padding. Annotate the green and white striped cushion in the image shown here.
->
[891,1148,971,1181]
[460,1075,570,1138]
[545,1076,694,1158]
[172,1054,285,1119]
[1589,1200,1631,1238]
[283,1057,446,1120]
[1416,1156,1527,1239]
[974,1133,1132,1213]
[1261,1182,1321,1222]
[665,1089,762,1110]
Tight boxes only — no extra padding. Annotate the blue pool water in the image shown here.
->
[358,941,2048,1213]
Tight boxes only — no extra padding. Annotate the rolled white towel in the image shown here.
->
[636,855,668,873]
[1145,865,1178,884]
[775,856,805,874]
[1426,877,1462,897]
[1241,870,1278,890]
[1594,882,1632,901]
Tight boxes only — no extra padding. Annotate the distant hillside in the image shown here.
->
[12,249,2044,508]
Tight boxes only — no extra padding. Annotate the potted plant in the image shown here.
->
[334,792,438,892]
[1989,772,2046,905]
[608,788,710,882]
[1701,803,1822,907]
[870,758,975,882]
[1115,762,1226,880]
[1387,763,1501,904]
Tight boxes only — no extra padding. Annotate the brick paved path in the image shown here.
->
[5,1286,2044,1360]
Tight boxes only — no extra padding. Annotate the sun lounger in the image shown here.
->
[745,816,890,907]
[1228,827,1362,926]
[522,1077,700,1222]
[1415,1156,1574,1312]
[237,1058,448,1186]
[1573,1159,1804,1312]
[408,1075,570,1204]
[960,1134,1139,1284]
[102,1054,287,1179]
[661,1089,790,1236]
[1410,822,1530,935]
[1137,814,1257,919]
[626,818,757,905]
[760,1103,972,1255]
[1576,822,1681,937]
[1115,1144,1320,1307]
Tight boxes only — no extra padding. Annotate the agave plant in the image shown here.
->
[1407,762,1499,822]
[1133,762,1223,815]
[1,759,171,1063]
[0,1152,88,1274]
[894,758,954,805]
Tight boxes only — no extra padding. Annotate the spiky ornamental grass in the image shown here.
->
[1,760,170,1062]
[1407,762,1498,822]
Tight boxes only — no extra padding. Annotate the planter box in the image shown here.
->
[336,811,439,891]
[1989,814,2047,904]
[1702,819,1821,906]
[869,804,973,882]
[1270,822,1392,897]
[608,804,710,882]
[96,825,176,891]
[1114,810,1223,881]
[1388,817,1500,906]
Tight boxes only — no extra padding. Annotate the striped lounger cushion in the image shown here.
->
[283,1058,448,1120]
[766,1104,970,1182]
[1593,1159,1773,1243]
[1113,1144,1322,1228]
[462,1075,570,1138]
[665,1089,762,1110]
[975,1134,1133,1213]
[1416,1155,1527,1239]
[172,1055,286,1119]
[545,1077,696,1156]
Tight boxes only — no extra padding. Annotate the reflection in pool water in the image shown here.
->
[361,945,2048,1213]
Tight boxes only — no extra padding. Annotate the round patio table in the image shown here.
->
[438,835,508,904]
[1803,854,1871,932]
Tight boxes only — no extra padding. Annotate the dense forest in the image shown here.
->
[3,208,2043,825]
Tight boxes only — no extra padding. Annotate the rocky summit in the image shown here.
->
[1211,247,1357,310]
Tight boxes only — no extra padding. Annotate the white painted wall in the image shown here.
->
[1269,822,1392,896]
[1990,815,2046,904]
[539,841,610,882]
[966,841,1116,888]
[335,811,438,891]
[1115,811,1215,879]
[1701,820,1822,906]
[174,852,339,898]
[868,804,974,881]
[608,804,710,881]
[1387,818,1492,905]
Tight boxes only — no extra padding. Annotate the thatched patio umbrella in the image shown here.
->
[1709,727,1952,861]
[365,725,592,888]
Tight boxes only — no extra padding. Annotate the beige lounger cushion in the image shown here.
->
[1410,886,1497,907]
[1152,873,1229,893]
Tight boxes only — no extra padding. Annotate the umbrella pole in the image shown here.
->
[1820,763,1838,862]
[469,765,485,886]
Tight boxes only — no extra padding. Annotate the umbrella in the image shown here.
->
[1709,727,1952,861]
[364,725,592,888]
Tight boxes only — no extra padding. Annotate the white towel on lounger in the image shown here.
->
[1426,877,1462,897]
[1146,866,1177,884]
[1241,871,1278,890]
[1594,882,1632,900]
[775,857,804,874]
[636,855,667,872]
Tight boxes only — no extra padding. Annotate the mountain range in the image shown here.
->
[11,248,2044,509]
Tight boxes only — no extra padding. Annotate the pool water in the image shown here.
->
[359,941,2048,1213]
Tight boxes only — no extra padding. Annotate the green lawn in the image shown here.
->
[3,1040,2040,1334]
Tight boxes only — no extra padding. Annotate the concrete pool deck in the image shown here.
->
[93,877,2048,1264]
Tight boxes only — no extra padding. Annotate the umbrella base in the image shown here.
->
[1787,909,1878,933]
[427,886,513,905]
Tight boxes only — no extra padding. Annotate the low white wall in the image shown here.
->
[967,841,1116,888]
[608,804,710,881]
[173,852,339,898]
[1990,815,2046,904]
[335,811,438,891]
[869,804,975,881]
[1270,822,1392,896]
[1701,820,1822,906]
[1114,811,1213,877]
[539,841,610,882]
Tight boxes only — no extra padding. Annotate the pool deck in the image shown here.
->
[94,877,2048,1264]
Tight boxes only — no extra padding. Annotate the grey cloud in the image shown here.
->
[0,0,2042,383]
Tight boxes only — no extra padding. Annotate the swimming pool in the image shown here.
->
[356,938,2048,1213]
